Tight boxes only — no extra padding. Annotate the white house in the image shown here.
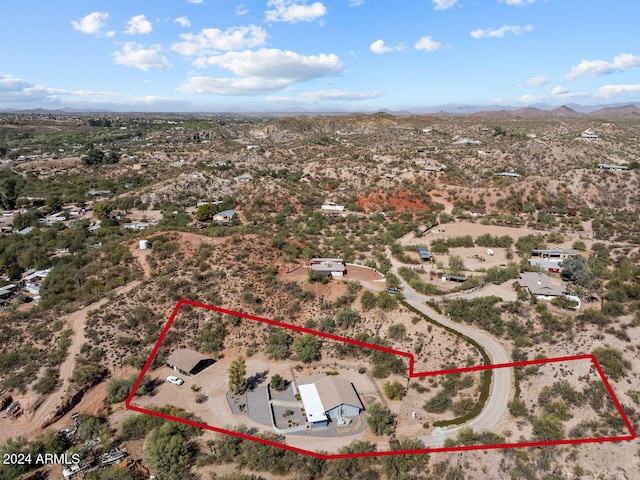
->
[296,375,364,426]
[321,201,346,212]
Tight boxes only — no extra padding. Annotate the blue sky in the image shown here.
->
[1,0,639,111]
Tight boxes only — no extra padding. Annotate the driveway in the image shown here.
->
[384,249,512,446]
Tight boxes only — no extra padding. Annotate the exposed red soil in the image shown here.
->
[356,189,432,213]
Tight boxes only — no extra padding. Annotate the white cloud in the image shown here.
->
[415,36,442,51]
[597,84,640,98]
[178,76,290,95]
[349,0,365,5]
[470,24,533,39]
[113,42,173,71]
[551,85,568,95]
[236,4,249,15]
[178,48,342,96]
[71,12,110,35]
[172,25,268,56]
[518,94,543,103]
[501,0,537,6]
[0,72,117,104]
[518,86,588,103]
[198,48,342,81]
[266,89,380,103]
[174,16,191,28]
[369,39,404,54]
[432,0,458,10]
[188,0,204,4]
[125,15,153,35]
[265,0,327,23]
[519,75,548,87]
[565,53,640,80]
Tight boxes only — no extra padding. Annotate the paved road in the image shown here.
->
[384,250,512,447]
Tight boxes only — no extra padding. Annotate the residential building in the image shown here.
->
[516,272,566,299]
[531,249,575,259]
[213,209,237,224]
[167,349,214,375]
[598,164,629,171]
[321,201,346,212]
[296,375,364,426]
[309,258,346,277]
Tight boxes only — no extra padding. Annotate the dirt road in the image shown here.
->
[384,250,511,447]
[0,281,141,443]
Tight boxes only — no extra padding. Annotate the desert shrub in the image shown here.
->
[387,323,406,341]
[383,380,406,400]
[592,346,629,381]
[293,334,322,363]
[270,374,286,391]
[265,328,293,360]
[424,391,452,413]
[366,402,394,435]
[335,309,361,329]
[360,290,377,310]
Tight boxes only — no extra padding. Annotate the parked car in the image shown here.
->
[384,287,399,294]
[167,375,184,386]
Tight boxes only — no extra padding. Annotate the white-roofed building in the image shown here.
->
[296,375,364,426]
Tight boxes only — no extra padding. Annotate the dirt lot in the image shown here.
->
[132,354,387,454]
[284,264,386,300]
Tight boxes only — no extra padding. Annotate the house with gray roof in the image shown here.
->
[167,349,215,375]
[296,375,364,426]
[516,272,566,299]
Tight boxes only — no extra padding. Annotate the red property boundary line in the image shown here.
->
[125,299,637,459]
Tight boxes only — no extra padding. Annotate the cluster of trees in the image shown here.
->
[445,296,504,336]
[82,147,120,166]
[106,374,154,403]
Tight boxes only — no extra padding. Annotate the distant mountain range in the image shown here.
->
[1,103,640,117]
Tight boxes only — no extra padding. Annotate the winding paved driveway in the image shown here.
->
[384,250,512,446]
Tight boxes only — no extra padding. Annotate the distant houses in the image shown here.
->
[581,132,598,140]
[321,201,345,212]
[493,172,521,178]
[235,174,253,183]
[309,258,346,277]
[531,249,575,260]
[516,272,566,299]
[213,209,238,225]
[418,246,430,261]
[123,221,151,230]
[598,163,629,171]
[441,274,467,283]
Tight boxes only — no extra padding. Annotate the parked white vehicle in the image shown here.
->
[167,375,184,385]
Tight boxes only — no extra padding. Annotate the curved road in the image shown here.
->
[384,250,512,447]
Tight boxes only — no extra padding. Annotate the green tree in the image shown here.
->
[387,323,406,341]
[424,391,452,413]
[366,402,394,435]
[195,203,217,221]
[83,148,105,166]
[592,346,629,381]
[145,422,196,480]
[383,380,406,400]
[270,374,286,391]
[560,255,593,287]
[448,255,465,276]
[360,290,377,310]
[377,291,398,310]
[228,356,247,395]
[381,437,429,480]
[572,240,587,251]
[293,334,322,363]
[265,328,293,360]
[532,413,565,441]
[335,309,361,329]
